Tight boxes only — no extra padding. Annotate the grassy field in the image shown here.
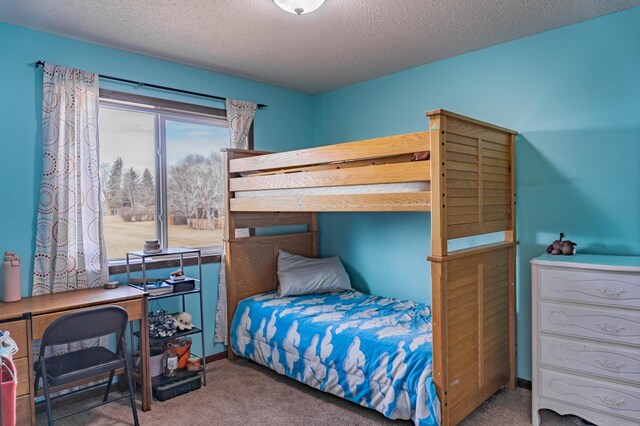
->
[103,215,223,259]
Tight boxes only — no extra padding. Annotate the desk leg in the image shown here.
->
[140,294,151,411]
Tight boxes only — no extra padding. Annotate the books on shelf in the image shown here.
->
[131,277,196,295]
[131,281,173,296]
[165,276,192,284]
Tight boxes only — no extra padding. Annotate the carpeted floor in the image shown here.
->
[37,358,581,425]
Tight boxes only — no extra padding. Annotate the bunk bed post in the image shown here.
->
[223,149,238,361]
[310,213,319,257]
[429,113,448,257]
[505,133,517,390]
[504,133,517,244]
[428,111,451,425]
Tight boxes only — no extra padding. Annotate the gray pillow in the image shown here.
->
[277,250,352,297]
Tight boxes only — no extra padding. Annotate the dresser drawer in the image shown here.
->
[539,301,640,346]
[538,396,639,426]
[31,299,142,339]
[539,368,640,420]
[14,356,31,396]
[16,394,33,425]
[540,267,640,309]
[540,335,640,383]
[0,319,28,359]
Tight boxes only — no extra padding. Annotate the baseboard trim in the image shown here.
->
[205,351,228,363]
[517,378,532,389]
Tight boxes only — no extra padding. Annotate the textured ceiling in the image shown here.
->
[1,0,638,93]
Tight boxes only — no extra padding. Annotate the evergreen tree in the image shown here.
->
[106,157,123,213]
[122,166,140,211]
[141,168,155,217]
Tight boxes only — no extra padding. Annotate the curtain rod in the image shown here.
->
[35,60,267,109]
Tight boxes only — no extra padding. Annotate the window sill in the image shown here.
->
[108,250,222,275]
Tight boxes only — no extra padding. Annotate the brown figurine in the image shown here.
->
[546,233,577,255]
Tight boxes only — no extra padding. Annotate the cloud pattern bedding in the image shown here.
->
[231,290,440,425]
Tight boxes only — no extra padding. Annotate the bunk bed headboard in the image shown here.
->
[426,110,517,425]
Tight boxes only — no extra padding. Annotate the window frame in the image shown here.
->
[99,90,253,270]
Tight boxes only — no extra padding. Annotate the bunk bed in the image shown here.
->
[223,109,517,425]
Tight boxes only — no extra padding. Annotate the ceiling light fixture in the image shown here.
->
[274,0,325,15]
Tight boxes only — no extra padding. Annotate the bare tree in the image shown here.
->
[99,162,111,212]
[167,152,225,230]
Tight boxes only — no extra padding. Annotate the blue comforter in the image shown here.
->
[230,290,440,425]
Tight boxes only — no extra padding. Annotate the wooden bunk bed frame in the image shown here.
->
[223,109,517,425]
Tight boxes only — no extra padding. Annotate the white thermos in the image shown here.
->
[2,251,21,302]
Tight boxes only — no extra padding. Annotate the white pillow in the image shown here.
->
[277,250,351,297]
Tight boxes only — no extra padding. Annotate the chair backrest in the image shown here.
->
[40,306,129,352]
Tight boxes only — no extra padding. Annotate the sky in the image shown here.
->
[98,105,230,174]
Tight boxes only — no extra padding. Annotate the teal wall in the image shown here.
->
[0,23,314,357]
[2,7,639,377]
[313,8,640,380]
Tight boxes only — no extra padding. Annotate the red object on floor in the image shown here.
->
[1,356,17,426]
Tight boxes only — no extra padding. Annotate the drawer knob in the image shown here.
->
[595,287,627,297]
[595,358,626,370]
[595,322,626,335]
[596,394,626,408]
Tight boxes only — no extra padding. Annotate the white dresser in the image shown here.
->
[531,254,640,426]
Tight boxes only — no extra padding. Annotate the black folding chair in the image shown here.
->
[33,306,139,425]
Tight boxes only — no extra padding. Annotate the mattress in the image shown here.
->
[234,181,431,198]
[231,290,440,425]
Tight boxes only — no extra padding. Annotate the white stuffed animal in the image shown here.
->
[173,312,194,331]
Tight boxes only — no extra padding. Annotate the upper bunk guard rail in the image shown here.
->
[226,131,432,212]
[229,131,430,174]
[230,161,430,191]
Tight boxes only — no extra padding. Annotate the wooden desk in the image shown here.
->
[0,286,150,425]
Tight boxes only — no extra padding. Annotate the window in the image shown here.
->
[98,91,247,260]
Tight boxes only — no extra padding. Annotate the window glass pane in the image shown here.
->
[165,118,229,249]
[99,106,156,259]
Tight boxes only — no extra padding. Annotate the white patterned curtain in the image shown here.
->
[214,99,257,345]
[33,64,108,295]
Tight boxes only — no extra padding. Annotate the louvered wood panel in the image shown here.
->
[443,116,514,240]
[432,244,515,425]
[446,116,510,145]
[446,260,481,408]
[448,161,478,172]
[482,249,512,390]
